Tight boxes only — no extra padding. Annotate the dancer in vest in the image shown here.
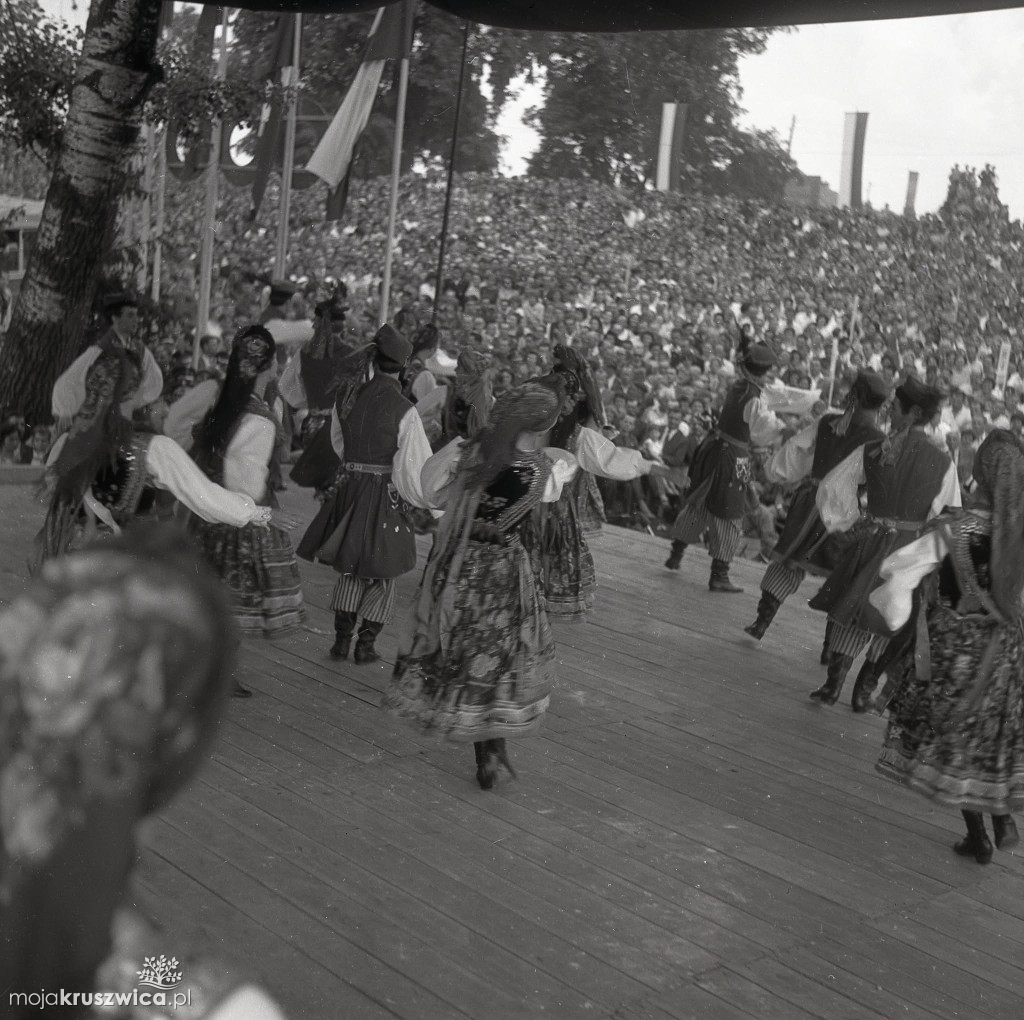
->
[528,347,672,620]
[1,531,286,1020]
[869,429,1023,864]
[382,382,578,788]
[808,377,960,711]
[35,350,272,572]
[51,292,163,426]
[744,369,889,645]
[664,343,785,592]
[190,326,306,697]
[297,324,434,664]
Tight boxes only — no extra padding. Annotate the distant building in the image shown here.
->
[783,176,838,210]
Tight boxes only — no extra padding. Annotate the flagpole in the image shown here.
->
[151,122,166,303]
[138,123,154,294]
[194,6,230,371]
[432,20,470,323]
[274,12,301,277]
[380,48,410,327]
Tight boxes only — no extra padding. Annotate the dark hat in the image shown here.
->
[850,369,891,410]
[743,343,776,376]
[268,279,298,305]
[373,323,412,366]
[895,375,943,420]
[102,292,138,316]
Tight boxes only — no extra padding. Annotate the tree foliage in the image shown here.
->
[525,28,797,199]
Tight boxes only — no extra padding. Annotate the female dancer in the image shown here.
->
[869,429,1023,863]
[2,530,285,1019]
[382,382,578,788]
[528,346,672,620]
[190,325,306,695]
[34,351,272,570]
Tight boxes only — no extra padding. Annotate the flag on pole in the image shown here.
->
[838,111,868,210]
[655,102,688,192]
[904,171,920,218]
[250,14,298,220]
[306,2,415,220]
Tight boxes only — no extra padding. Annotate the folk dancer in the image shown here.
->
[664,343,786,593]
[190,325,307,697]
[51,292,162,427]
[297,324,435,664]
[382,382,578,788]
[34,349,272,572]
[527,347,673,620]
[744,369,889,647]
[808,377,960,711]
[869,429,1023,864]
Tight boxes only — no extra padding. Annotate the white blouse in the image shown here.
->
[52,344,164,422]
[574,426,652,480]
[867,530,946,631]
[223,414,276,502]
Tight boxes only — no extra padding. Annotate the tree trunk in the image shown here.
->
[0,0,162,422]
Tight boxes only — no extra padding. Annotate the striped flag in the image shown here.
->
[904,171,920,217]
[838,111,868,210]
[655,102,688,192]
[307,2,415,219]
[250,14,298,219]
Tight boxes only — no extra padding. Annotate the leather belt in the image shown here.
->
[865,514,921,532]
[344,461,392,475]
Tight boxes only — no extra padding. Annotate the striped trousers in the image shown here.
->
[761,560,806,602]
[826,619,889,662]
[330,575,398,624]
[673,505,741,563]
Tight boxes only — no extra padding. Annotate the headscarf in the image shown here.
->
[832,369,890,437]
[971,428,1024,620]
[442,348,494,441]
[0,529,235,997]
[553,344,606,428]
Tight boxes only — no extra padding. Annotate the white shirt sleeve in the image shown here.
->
[164,379,220,450]
[765,422,816,485]
[264,318,314,348]
[574,426,652,479]
[277,353,307,409]
[129,347,164,411]
[52,347,100,421]
[330,407,345,459]
[393,406,434,509]
[541,448,580,502]
[744,393,786,447]
[931,459,962,516]
[223,414,276,502]
[411,370,439,402]
[420,437,465,509]
[816,446,866,533]
[144,435,261,527]
[868,529,946,631]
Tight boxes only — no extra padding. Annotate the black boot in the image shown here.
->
[993,814,1019,850]
[744,592,781,641]
[329,610,357,660]
[474,741,495,790]
[954,810,993,864]
[820,620,834,666]
[709,558,743,593]
[664,540,687,571]
[851,658,884,714]
[486,738,518,781]
[354,620,384,664]
[810,652,854,705]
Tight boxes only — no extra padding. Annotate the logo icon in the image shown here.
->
[137,957,184,990]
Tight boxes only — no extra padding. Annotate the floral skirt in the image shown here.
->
[522,493,596,621]
[382,538,554,742]
[193,520,305,638]
[876,603,1024,813]
[577,470,606,538]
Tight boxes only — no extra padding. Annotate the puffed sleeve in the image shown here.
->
[52,347,100,421]
[744,394,786,447]
[223,414,276,502]
[541,448,579,502]
[144,435,265,527]
[393,406,434,509]
[931,459,962,516]
[868,529,946,631]
[765,422,816,485]
[420,437,465,509]
[574,426,652,479]
[277,352,307,409]
[164,379,220,450]
[132,347,164,410]
[816,446,866,533]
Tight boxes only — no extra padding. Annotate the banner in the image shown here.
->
[655,102,689,192]
[996,340,1012,393]
[838,111,869,210]
[904,171,919,217]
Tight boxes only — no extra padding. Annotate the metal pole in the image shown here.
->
[432,20,470,323]
[194,6,229,371]
[274,12,301,278]
[380,52,409,327]
[138,123,153,294]
[151,123,167,303]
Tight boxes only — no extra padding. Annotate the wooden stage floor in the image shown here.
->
[3,483,1024,1018]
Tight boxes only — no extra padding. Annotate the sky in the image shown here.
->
[38,2,1024,220]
